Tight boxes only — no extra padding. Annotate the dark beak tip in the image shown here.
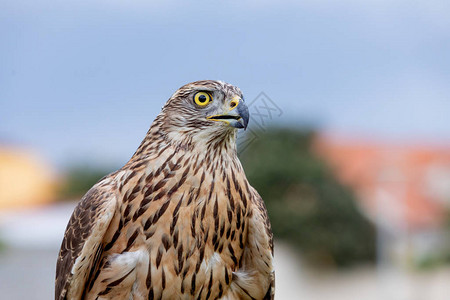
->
[237,101,250,130]
[243,118,248,130]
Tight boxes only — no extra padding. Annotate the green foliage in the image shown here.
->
[442,210,450,265]
[0,238,6,253]
[58,165,115,200]
[239,128,376,267]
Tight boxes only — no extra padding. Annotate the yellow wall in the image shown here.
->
[0,148,56,209]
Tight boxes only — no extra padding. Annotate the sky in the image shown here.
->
[1,0,449,169]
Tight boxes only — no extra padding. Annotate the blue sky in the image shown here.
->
[1,0,449,169]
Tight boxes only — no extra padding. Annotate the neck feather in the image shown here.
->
[128,114,238,165]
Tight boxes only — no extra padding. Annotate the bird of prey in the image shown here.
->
[55,80,274,300]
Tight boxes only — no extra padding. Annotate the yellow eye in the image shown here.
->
[194,92,212,107]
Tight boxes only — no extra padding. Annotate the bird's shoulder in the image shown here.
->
[247,185,273,247]
[228,182,275,299]
[55,175,119,300]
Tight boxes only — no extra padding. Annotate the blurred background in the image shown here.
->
[1,0,450,299]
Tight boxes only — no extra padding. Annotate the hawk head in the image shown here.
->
[159,80,249,148]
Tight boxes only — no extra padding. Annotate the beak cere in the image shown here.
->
[207,98,250,130]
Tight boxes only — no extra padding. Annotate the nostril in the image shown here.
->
[230,100,238,109]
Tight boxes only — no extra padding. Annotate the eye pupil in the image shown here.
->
[198,94,207,103]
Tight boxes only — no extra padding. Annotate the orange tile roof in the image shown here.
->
[313,134,450,230]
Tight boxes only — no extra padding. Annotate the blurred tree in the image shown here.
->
[58,165,116,200]
[443,210,450,264]
[239,128,376,267]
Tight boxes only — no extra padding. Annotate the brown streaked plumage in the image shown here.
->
[55,80,274,300]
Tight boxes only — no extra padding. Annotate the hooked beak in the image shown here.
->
[207,97,249,130]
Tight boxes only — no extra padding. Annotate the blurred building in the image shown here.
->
[314,134,450,266]
[0,147,56,209]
